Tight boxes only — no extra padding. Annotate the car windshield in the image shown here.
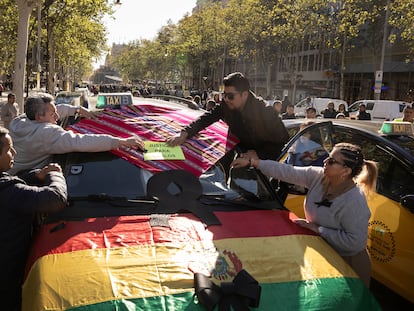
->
[55,150,280,210]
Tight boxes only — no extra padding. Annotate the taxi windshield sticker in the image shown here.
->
[143,141,185,161]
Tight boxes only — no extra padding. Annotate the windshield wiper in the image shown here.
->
[69,193,156,206]
[199,195,283,211]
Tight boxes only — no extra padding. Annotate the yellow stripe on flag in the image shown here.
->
[23,235,357,311]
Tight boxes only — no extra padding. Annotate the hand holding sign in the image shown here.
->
[144,141,185,161]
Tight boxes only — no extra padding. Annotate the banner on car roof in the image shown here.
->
[69,104,239,177]
[22,210,380,311]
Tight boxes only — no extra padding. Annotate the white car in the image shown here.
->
[295,97,348,117]
[348,99,410,121]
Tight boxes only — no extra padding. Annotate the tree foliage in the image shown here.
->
[0,0,18,78]
[1,0,112,98]
[3,0,414,98]
[116,0,413,92]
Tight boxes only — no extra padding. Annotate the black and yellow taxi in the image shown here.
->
[279,118,414,304]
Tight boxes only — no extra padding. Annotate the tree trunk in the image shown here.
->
[291,47,300,104]
[48,26,56,95]
[13,0,39,113]
[339,35,347,100]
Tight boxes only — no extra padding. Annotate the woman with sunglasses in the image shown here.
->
[166,72,289,160]
[231,142,378,288]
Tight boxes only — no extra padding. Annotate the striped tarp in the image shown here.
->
[68,104,239,177]
[22,210,381,310]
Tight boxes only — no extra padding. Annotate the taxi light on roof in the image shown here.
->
[380,121,414,136]
[96,93,133,109]
[96,95,106,109]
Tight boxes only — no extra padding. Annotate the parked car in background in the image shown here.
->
[55,91,88,108]
[348,100,410,121]
[75,86,91,97]
[279,118,414,304]
[295,97,348,117]
[21,98,380,311]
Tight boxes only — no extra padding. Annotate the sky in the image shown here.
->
[94,0,197,67]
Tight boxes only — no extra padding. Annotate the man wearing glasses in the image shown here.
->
[167,72,289,160]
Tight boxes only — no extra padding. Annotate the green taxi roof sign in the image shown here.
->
[96,92,133,109]
[380,121,414,136]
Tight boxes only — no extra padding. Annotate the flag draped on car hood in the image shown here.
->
[22,210,380,310]
[69,104,239,177]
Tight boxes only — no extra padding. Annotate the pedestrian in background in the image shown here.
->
[281,95,291,113]
[0,126,68,311]
[337,103,349,118]
[357,104,371,120]
[306,107,317,119]
[205,99,216,111]
[8,92,144,175]
[282,104,297,119]
[322,101,337,118]
[273,100,283,115]
[193,95,202,108]
[1,93,19,129]
[231,142,378,288]
[167,72,289,160]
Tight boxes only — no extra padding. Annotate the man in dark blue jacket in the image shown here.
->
[0,126,67,311]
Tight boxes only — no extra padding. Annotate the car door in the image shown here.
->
[278,121,414,302]
[277,121,335,216]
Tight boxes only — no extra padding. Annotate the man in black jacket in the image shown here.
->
[167,72,289,160]
[0,126,68,311]
[357,103,372,120]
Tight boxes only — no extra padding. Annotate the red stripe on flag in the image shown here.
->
[25,210,314,279]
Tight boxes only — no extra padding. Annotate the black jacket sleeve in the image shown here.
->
[184,104,223,138]
[1,171,68,215]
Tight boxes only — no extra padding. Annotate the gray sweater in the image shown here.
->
[258,160,370,256]
[8,104,120,175]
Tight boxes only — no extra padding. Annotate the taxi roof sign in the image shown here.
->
[380,121,414,136]
[96,92,133,109]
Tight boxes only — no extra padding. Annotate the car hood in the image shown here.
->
[23,210,381,310]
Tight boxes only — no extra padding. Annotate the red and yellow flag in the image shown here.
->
[23,210,380,310]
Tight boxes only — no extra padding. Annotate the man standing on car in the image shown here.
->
[0,126,68,311]
[8,92,144,175]
[167,72,289,160]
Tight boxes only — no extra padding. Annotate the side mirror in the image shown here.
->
[401,195,414,213]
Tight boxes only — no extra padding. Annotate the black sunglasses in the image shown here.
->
[326,156,346,167]
[222,92,240,100]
